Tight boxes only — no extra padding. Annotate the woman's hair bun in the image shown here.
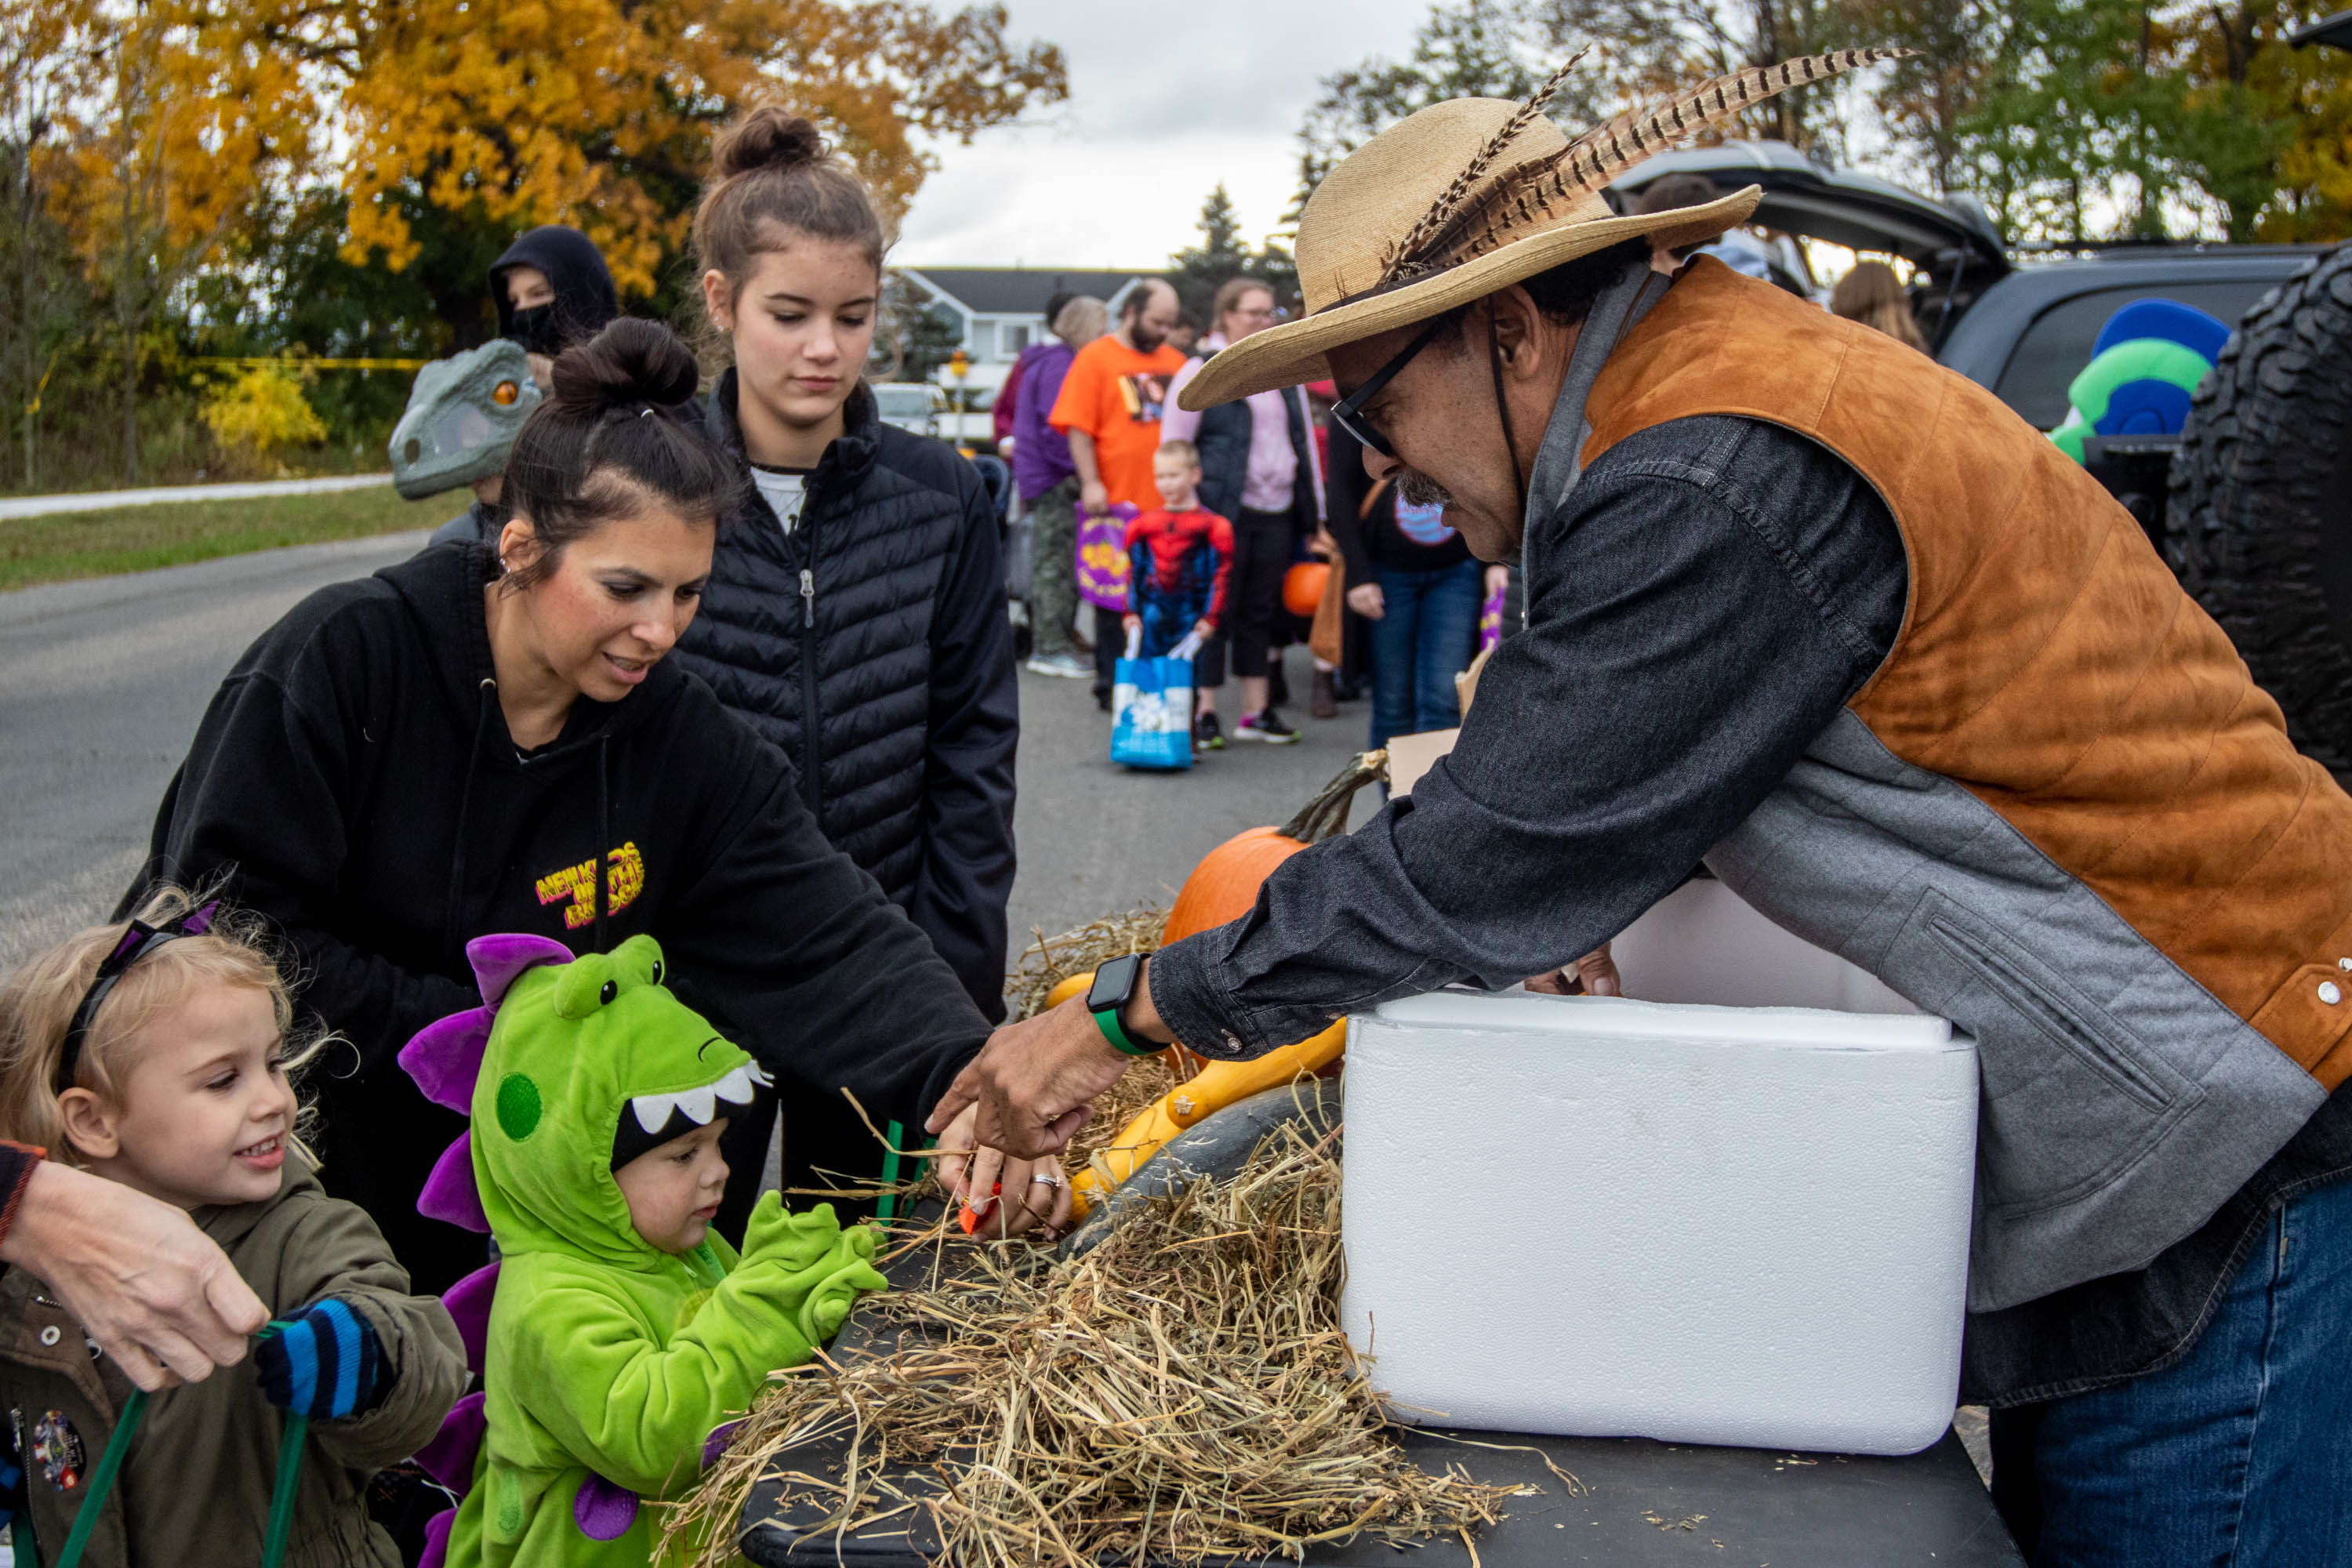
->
[548,318,701,416]
[713,107,828,180]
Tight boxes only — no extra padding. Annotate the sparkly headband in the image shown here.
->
[55,902,221,1094]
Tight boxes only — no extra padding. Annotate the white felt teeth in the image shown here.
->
[628,1063,767,1133]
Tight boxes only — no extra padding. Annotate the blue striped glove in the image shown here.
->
[256,1300,390,1421]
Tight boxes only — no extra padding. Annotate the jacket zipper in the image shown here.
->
[786,505,823,815]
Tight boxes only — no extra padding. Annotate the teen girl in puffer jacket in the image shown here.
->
[668,110,1019,1208]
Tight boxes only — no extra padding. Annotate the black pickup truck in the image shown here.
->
[1611,141,2352,777]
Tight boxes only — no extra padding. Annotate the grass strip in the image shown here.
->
[0,484,452,591]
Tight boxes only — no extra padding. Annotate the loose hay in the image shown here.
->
[1003,902,1167,1024]
[670,1121,1535,1566]
[1000,902,1195,1181]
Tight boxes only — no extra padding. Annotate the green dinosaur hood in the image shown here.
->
[470,935,766,1269]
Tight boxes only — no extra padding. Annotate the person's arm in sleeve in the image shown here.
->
[1323,426,1379,590]
[1125,520,1150,618]
[1146,417,1906,1056]
[1050,350,1109,514]
[130,654,475,1070]
[1158,358,1205,445]
[1205,514,1236,630]
[1296,387,1327,526]
[660,717,995,1131]
[255,1190,467,1473]
[507,1205,884,1497]
[0,1142,34,1264]
[902,463,1020,1023]
[993,346,1028,445]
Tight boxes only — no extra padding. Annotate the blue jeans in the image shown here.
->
[1367,558,1484,752]
[1992,1174,2352,1566]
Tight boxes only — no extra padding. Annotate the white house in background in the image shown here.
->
[893,267,1155,404]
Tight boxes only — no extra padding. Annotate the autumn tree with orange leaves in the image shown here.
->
[0,0,1063,486]
[249,0,1067,295]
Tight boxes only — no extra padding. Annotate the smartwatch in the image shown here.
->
[1085,953,1164,1057]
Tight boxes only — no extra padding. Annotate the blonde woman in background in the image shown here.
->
[1831,260,1927,352]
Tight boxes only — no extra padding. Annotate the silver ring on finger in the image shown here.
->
[1031,1171,1062,1187]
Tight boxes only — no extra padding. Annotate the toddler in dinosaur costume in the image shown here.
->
[398,934,887,1567]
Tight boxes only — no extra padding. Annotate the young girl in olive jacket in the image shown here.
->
[0,888,465,1566]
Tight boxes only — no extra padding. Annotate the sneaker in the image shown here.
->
[1234,709,1300,744]
[1194,712,1225,750]
[1026,652,1092,679]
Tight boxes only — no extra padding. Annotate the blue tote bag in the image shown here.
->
[1110,654,1194,771]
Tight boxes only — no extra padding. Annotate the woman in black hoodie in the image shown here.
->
[670,111,1018,1203]
[125,321,1062,1294]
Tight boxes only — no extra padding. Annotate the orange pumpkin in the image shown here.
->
[1163,827,1310,946]
[1281,560,1329,619]
[1157,752,1387,1062]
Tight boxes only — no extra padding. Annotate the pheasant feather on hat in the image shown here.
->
[1180,46,1913,411]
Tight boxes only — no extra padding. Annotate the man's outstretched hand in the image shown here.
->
[927,996,1134,1165]
[2,1160,267,1390]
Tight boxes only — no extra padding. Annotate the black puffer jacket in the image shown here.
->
[674,372,1018,1028]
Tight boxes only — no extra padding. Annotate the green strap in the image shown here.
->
[49,1387,143,1568]
[262,1411,308,1568]
[53,1322,309,1568]
[877,1120,906,1226]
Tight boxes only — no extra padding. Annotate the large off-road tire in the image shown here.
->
[2166,243,2352,777]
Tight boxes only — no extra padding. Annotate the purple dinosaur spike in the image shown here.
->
[418,1504,455,1568]
[397,1007,495,1114]
[703,1419,744,1469]
[467,932,574,1007]
[419,1132,489,1232]
[573,1474,641,1541]
[416,1390,488,1491]
[444,1260,499,1375]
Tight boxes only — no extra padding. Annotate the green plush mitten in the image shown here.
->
[797,1258,890,1345]
[739,1194,846,1272]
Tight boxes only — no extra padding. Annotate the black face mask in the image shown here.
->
[506,303,564,356]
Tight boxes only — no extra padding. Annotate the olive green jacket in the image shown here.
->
[0,1159,466,1566]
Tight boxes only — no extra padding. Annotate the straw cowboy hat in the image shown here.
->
[1180,48,1907,412]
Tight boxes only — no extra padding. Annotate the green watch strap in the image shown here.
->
[1091,1002,1160,1057]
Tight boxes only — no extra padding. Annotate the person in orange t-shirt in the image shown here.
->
[1048,278,1187,700]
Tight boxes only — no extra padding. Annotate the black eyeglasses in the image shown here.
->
[1329,315,1450,459]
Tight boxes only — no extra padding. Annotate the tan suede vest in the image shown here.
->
[1584,259,2352,1091]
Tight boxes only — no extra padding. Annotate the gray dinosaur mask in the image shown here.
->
[389,340,541,500]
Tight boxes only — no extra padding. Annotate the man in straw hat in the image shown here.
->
[935,50,2352,1559]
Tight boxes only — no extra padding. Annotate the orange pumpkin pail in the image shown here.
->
[1282,561,1330,619]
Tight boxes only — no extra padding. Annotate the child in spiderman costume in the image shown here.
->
[1123,441,1236,746]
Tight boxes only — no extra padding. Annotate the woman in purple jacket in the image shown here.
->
[1017,296,1109,678]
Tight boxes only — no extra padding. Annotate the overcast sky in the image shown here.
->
[892,0,1437,270]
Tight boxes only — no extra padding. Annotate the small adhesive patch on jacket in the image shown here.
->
[31,1409,84,1490]
[495,1073,543,1142]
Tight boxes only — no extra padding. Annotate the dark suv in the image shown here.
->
[1610,142,2352,776]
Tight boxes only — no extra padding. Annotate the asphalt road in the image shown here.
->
[0,536,1370,975]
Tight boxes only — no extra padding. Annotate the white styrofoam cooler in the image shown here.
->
[1340,883,1980,1455]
